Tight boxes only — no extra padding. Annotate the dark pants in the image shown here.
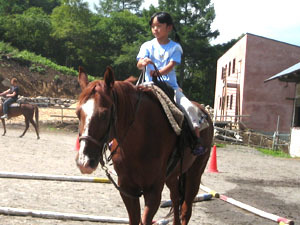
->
[2,98,15,115]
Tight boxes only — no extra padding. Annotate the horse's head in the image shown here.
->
[75,66,115,174]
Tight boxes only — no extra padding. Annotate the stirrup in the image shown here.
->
[192,138,207,156]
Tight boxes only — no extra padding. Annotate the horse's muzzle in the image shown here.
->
[75,152,98,174]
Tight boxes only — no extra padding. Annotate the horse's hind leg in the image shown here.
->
[180,152,210,225]
[1,119,6,136]
[20,118,30,138]
[29,117,40,139]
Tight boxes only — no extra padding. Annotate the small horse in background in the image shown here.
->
[75,66,214,225]
[0,99,40,139]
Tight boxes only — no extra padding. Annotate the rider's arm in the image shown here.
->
[6,91,16,98]
[0,89,10,96]
[150,61,176,76]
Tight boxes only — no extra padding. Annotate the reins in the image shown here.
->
[102,88,144,199]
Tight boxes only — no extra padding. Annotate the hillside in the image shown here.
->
[0,55,81,99]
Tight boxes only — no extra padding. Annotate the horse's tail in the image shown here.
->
[34,105,39,132]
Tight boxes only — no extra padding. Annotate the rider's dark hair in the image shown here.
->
[149,12,181,43]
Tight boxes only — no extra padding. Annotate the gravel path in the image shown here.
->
[0,127,299,225]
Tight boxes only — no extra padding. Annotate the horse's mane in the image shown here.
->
[78,79,159,110]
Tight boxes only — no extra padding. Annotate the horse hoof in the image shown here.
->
[37,137,40,140]
[19,136,23,138]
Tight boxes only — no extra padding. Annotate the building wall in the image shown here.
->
[214,33,300,133]
[214,36,247,122]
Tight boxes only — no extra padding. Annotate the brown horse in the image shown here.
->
[0,101,40,139]
[75,66,214,225]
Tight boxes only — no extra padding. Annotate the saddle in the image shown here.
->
[9,102,21,108]
[138,80,197,177]
[136,68,207,176]
[141,82,184,136]
[0,97,20,108]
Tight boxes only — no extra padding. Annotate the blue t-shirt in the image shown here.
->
[137,38,183,89]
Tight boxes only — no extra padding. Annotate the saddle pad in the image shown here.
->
[9,103,20,108]
[141,83,184,135]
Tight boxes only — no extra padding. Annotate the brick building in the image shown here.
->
[214,33,300,134]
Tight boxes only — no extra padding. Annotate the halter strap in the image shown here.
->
[79,135,103,148]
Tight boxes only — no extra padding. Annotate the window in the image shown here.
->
[226,95,229,108]
[228,62,231,76]
[222,64,227,79]
[221,67,225,79]
[294,106,300,127]
[294,99,300,127]
[232,58,236,74]
[230,95,233,110]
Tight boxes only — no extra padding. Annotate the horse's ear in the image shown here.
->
[78,66,88,90]
[104,66,115,89]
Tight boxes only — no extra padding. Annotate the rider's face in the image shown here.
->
[151,17,172,41]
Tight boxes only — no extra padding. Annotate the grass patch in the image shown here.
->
[256,147,291,158]
[214,143,226,148]
[0,41,96,81]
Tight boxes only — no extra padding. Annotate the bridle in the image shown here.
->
[78,87,143,199]
[78,90,117,165]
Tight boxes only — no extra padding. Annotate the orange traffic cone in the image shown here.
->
[208,145,218,173]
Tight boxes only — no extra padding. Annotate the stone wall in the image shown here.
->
[17,96,77,108]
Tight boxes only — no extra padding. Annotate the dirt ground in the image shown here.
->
[0,123,299,225]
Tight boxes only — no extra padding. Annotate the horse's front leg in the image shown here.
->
[142,187,163,225]
[1,118,6,136]
[120,193,141,225]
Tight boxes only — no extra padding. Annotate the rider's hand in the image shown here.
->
[141,58,152,67]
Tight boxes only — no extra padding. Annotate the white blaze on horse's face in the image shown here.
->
[78,98,95,172]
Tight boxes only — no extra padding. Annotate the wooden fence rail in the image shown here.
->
[49,107,77,123]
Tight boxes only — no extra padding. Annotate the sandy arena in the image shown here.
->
[0,121,299,225]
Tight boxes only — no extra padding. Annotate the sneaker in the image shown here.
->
[192,138,207,156]
[193,145,206,155]
[0,114,8,119]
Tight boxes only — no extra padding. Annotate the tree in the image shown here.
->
[0,0,60,15]
[158,0,219,85]
[28,0,61,14]
[0,0,29,15]
[51,0,93,67]
[2,7,52,55]
[97,0,143,16]
[92,11,148,79]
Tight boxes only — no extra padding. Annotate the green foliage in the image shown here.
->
[29,64,46,74]
[2,7,52,55]
[54,74,60,80]
[98,0,142,15]
[0,0,237,104]
[256,147,291,158]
